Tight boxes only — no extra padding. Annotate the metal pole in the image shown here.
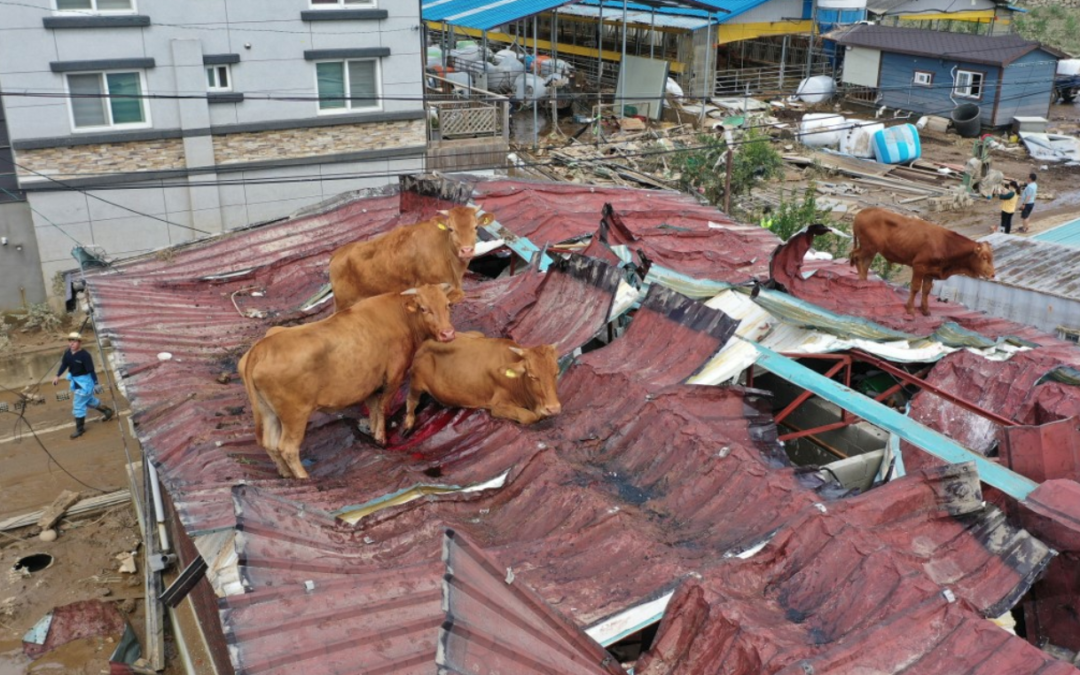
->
[597,1,604,102]
[699,15,714,126]
[650,9,656,59]
[533,15,539,148]
[620,0,627,118]
[724,147,733,214]
[805,0,817,79]
[779,34,788,92]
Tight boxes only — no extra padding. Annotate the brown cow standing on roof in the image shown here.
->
[329,205,495,312]
[403,333,562,432]
[850,207,995,317]
[239,284,456,479]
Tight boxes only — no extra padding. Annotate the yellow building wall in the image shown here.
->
[718,20,813,43]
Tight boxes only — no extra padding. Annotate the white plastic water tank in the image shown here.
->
[1058,59,1080,76]
[798,113,846,148]
[840,121,884,158]
[794,75,836,104]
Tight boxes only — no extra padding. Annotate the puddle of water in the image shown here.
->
[0,640,30,675]
[25,635,118,674]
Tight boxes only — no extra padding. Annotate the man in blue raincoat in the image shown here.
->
[52,332,113,439]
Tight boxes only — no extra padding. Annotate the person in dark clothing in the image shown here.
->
[52,332,113,438]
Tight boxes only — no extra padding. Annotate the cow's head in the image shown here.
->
[435,206,496,262]
[402,284,456,342]
[972,242,995,280]
[506,344,561,417]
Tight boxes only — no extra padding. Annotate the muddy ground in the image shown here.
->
[0,330,183,674]
[0,98,1078,674]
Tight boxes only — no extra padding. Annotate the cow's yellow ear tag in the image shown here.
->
[504,369,518,378]
[437,223,448,231]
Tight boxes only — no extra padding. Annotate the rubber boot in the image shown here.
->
[95,405,114,422]
[70,417,86,439]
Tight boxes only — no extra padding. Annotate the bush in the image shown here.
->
[16,303,62,333]
[763,186,898,281]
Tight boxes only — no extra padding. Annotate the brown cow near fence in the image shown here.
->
[239,284,456,479]
[403,333,561,432]
[329,205,495,312]
[850,208,995,317]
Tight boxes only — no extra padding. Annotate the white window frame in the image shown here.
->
[54,0,137,14]
[912,71,933,87]
[309,0,376,8]
[207,65,232,92]
[315,59,382,115]
[954,69,984,99]
[64,70,152,133]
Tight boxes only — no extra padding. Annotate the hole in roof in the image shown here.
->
[605,621,660,666]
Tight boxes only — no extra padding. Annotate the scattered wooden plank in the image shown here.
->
[0,489,132,532]
[37,490,81,531]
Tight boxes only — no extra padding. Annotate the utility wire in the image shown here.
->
[3,157,213,235]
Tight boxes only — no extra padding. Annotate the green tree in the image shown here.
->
[669,125,783,209]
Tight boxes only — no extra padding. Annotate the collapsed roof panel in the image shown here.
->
[81,177,1080,673]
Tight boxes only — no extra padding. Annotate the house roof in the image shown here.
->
[83,177,1078,674]
[825,23,1067,66]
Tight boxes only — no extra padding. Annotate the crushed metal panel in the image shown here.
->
[636,464,1058,673]
[438,529,627,675]
[751,342,1039,500]
[1002,416,1080,484]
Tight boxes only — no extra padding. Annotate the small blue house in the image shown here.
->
[827,24,1066,128]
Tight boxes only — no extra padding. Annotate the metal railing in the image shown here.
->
[714,61,835,98]
[424,75,510,144]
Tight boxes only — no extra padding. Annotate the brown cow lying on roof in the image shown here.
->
[239,284,456,479]
[403,333,562,432]
[329,205,495,312]
[850,207,995,317]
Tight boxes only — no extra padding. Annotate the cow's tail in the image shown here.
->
[849,209,863,266]
[239,348,282,451]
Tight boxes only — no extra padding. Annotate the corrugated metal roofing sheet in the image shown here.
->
[81,177,1078,674]
[826,23,1063,66]
[1033,216,1080,248]
[423,0,768,31]
[556,3,715,30]
[423,0,581,31]
[981,233,1080,301]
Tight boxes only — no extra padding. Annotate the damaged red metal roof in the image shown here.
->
[83,178,1077,674]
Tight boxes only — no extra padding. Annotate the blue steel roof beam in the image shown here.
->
[476,208,554,272]
[748,340,1038,501]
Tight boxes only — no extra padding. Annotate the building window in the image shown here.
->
[66,71,149,130]
[55,0,135,12]
[311,0,375,7]
[913,71,933,87]
[316,60,380,113]
[954,70,984,99]
[207,65,231,91]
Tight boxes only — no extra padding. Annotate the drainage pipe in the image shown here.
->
[147,461,170,553]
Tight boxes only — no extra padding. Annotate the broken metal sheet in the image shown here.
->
[586,591,675,647]
[752,341,1039,500]
[438,529,628,675]
[1019,131,1080,163]
[22,600,128,660]
[636,463,1058,674]
[333,470,510,525]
